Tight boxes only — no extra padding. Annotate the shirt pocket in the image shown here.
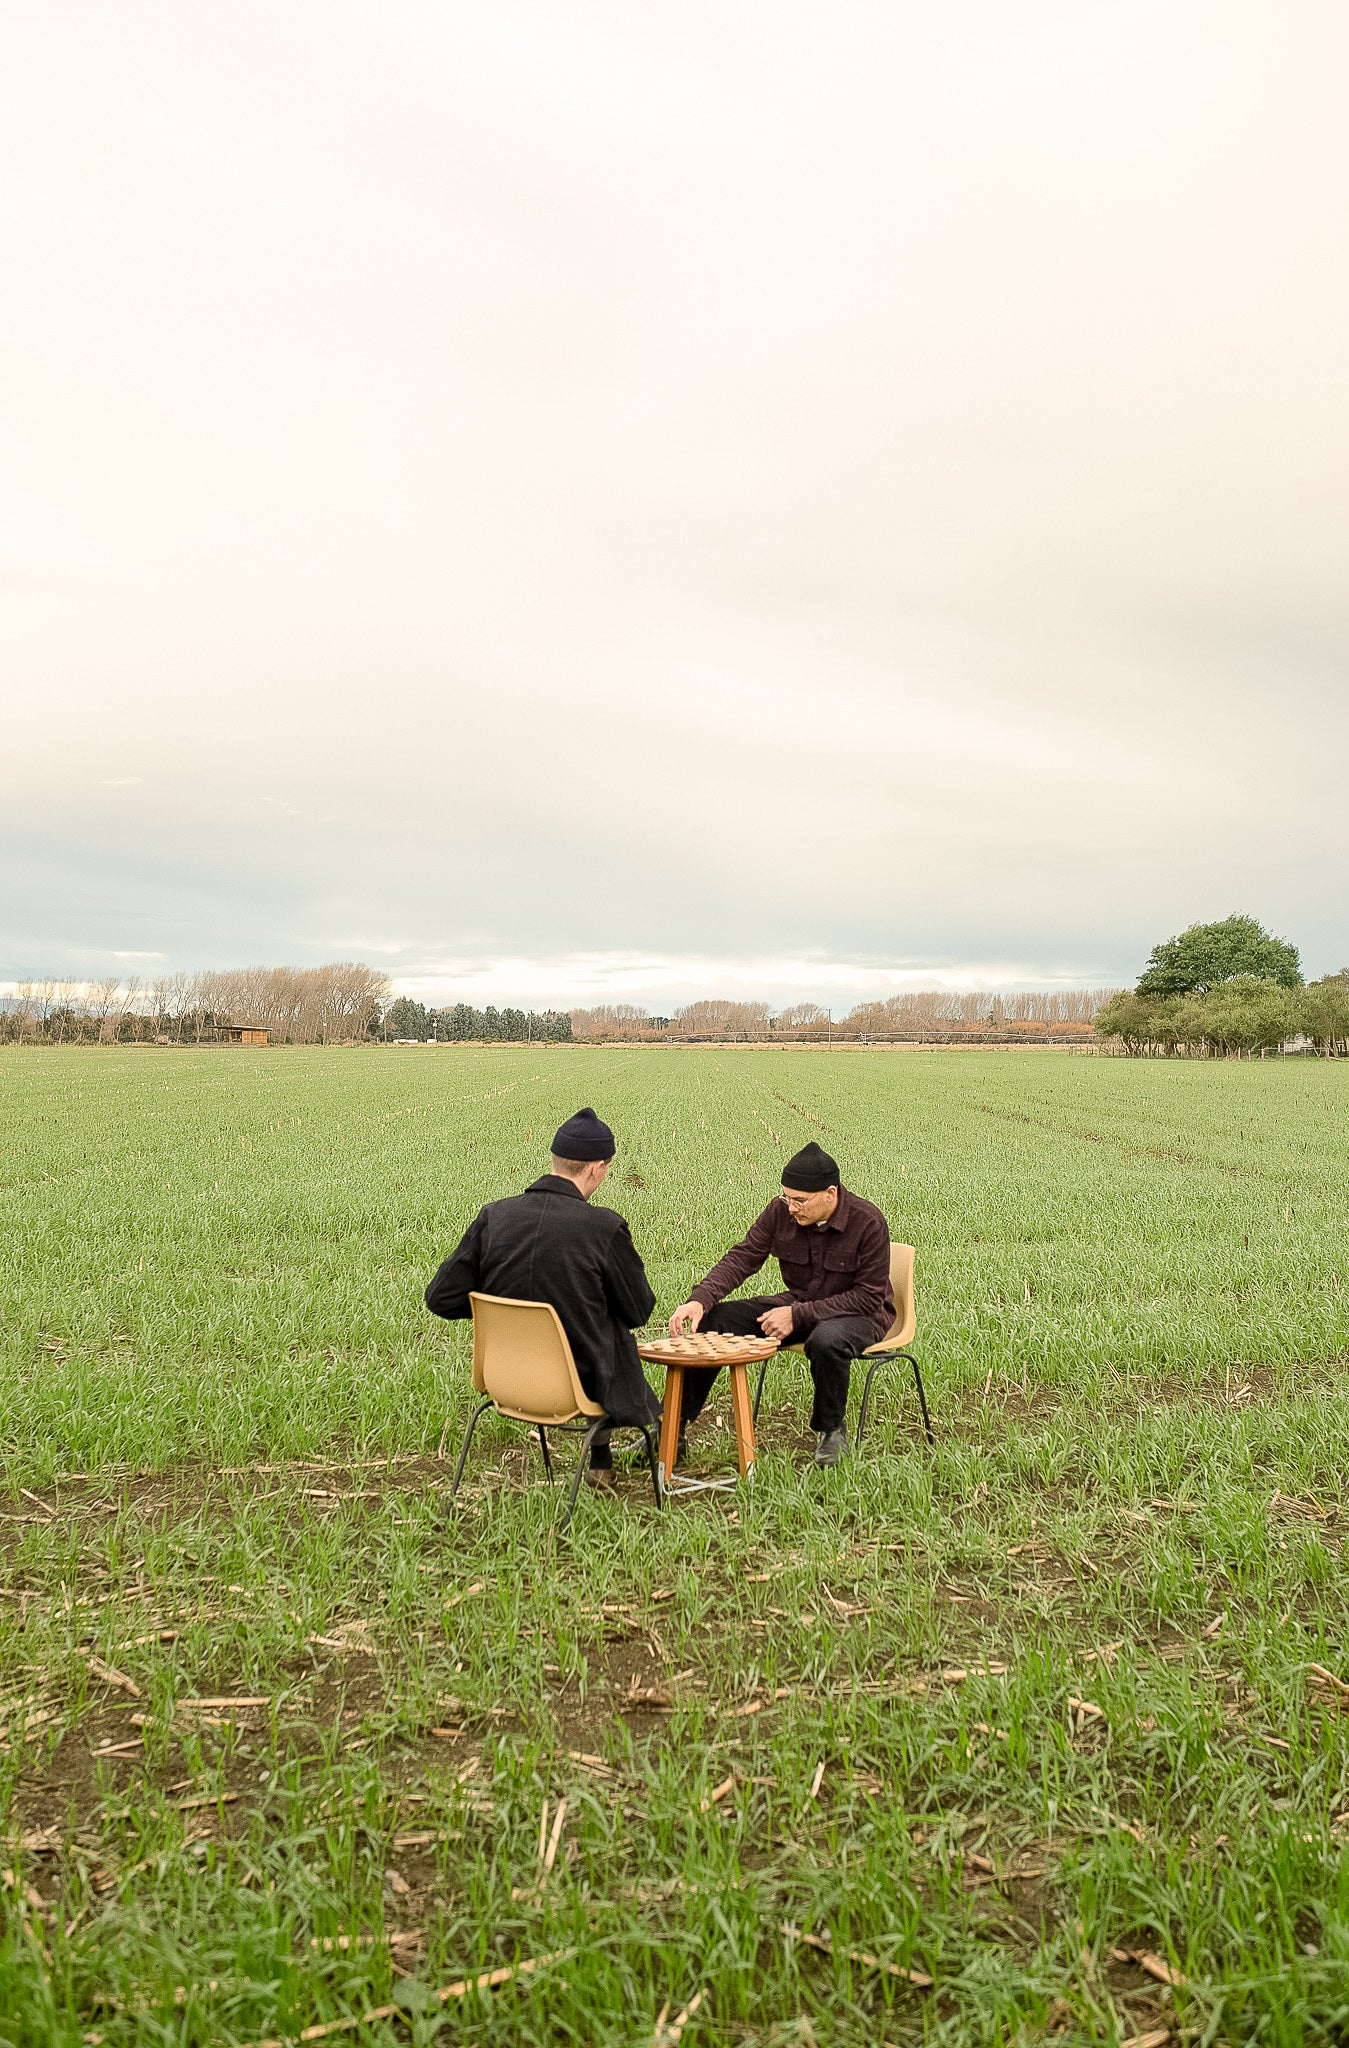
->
[822,1242,861,1281]
[773,1226,814,1290]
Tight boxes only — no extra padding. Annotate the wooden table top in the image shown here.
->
[638,1332,781,1365]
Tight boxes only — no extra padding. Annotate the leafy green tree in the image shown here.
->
[1136,914,1301,996]
[1302,971,1349,1055]
[1094,991,1158,1053]
[1197,977,1300,1055]
[1169,995,1210,1055]
[1097,978,1299,1057]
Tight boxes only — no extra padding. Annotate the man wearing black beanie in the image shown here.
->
[668,1140,894,1466]
[426,1108,662,1485]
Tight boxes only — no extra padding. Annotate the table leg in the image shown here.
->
[728,1361,757,1482]
[657,1365,684,1495]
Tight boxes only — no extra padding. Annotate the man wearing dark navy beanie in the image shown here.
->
[425,1107,662,1487]
[667,1139,895,1466]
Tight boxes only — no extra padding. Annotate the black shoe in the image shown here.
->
[583,1464,617,1491]
[813,1427,850,1468]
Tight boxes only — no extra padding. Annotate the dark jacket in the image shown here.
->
[691,1183,894,1340]
[425,1175,661,1427]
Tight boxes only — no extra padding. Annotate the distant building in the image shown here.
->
[225,1025,269,1046]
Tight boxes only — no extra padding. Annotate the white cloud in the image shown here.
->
[2,2,1346,988]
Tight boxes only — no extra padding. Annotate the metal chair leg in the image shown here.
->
[537,1425,554,1483]
[855,1352,935,1446]
[856,1356,886,1443]
[637,1423,664,1509]
[752,1359,769,1425]
[908,1354,935,1445]
[450,1397,494,1498]
[560,1417,606,1533]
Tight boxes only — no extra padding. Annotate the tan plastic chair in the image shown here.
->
[448,1293,662,1528]
[751,1243,934,1444]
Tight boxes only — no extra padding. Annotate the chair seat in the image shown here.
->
[491,1395,602,1425]
[781,1334,911,1359]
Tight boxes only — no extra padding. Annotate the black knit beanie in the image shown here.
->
[781,1141,839,1191]
[551,1106,616,1161]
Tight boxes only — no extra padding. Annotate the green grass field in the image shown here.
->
[1,1044,1348,2046]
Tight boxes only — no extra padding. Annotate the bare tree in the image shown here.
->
[671,1000,772,1040]
[571,1004,654,1041]
[161,971,197,1040]
[842,988,1121,1039]
[310,961,391,1040]
[89,976,122,1023]
[197,961,390,1042]
[25,980,58,1027]
[773,1003,830,1038]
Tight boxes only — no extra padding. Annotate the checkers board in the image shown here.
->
[637,1332,780,1365]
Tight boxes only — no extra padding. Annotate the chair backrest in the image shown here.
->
[468,1292,605,1424]
[876,1243,917,1350]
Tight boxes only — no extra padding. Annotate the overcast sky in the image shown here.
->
[3,2,1346,1011]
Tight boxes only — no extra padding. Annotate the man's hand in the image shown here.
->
[668,1300,705,1336]
[757,1305,796,1342]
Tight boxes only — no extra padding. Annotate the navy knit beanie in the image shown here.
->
[551,1106,616,1161]
[781,1140,839,1191]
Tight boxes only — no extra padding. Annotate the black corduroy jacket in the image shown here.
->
[424,1175,661,1427]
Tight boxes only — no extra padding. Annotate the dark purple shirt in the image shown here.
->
[691,1184,894,1339]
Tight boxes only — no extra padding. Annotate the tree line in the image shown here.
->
[7,918,1343,1055]
[570,989,1116,1042]
[0,972,577,1046]
[383,999,573,1043]
[1095,915,1349,1056]
[1,964,390,1045]
[3,976,1116,1049]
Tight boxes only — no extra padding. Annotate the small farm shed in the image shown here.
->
[225,1025,269,1046]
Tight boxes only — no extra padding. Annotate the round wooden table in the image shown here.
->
[637,1333,781,1495]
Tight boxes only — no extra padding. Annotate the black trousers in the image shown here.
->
[681,1298,881,1435]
